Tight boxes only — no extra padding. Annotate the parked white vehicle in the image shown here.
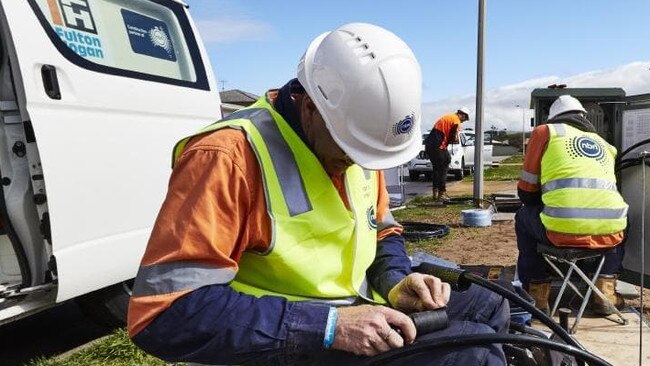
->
[0,0,221,326]
[406,129,493,181]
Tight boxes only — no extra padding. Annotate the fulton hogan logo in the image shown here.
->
[573,136,604,159]
[47,0,104,59]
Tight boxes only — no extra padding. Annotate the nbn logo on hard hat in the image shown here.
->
[574,136,604,159]
[392,113,415,136]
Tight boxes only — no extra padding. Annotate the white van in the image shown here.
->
[0,0,221,326]
[407,129,494,181]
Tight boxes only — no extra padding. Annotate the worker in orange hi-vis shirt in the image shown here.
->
[424,108,470,202]
[127,23,508,366]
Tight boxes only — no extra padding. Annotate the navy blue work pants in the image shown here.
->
[285,285,510,366]
[426,145,450,192]
[515,205,625,289]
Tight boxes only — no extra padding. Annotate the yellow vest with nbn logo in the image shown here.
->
[540,123,627,235]
[174,97,385,304]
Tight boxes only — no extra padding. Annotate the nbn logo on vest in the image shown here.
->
[574,136,604,159]
[366,206,377,230]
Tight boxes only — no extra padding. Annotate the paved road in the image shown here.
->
[0,302,114,366]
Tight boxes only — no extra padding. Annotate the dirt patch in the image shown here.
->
[431,180,518,266]
[445,179,518,196]
[431,179,650,316]
[434,221,518,266]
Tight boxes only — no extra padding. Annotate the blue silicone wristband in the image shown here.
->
[323,306,338,349]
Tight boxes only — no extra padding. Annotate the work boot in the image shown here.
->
[591,274,625,316]
[438,191,451,203]
[528,280,551,315]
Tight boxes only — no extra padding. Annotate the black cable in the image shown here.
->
[462,272,584,350]
[619,138,650,160]
[413,262,472,292]
[362,334,611,366]
[400,221,450,241]
[509,321,551,339]
[413,263,583,350]
[616,157,650,173]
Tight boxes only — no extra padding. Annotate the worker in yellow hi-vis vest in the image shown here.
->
[128,23,509,365]
[516,95,628,315]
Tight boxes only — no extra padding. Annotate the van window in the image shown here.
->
[463,132,493,146]
[30,0,209,89]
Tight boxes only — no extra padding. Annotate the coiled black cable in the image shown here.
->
[404,262,601,366]
[400,221,450,241]
[362,334,611,366]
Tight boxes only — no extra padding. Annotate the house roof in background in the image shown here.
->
[219,89,260,106]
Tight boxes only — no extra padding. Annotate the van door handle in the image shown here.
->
[41,65,61,100]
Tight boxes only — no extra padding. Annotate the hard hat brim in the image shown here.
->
[345,130,423,170]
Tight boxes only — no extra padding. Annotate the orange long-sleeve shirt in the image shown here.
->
[431,113,462,149]
[128,113,401,336]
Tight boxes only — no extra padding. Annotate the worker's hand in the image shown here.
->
[387,273,451,312]
[332,304,415,356]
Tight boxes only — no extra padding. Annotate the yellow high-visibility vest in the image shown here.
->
[174,97,384,304]
[540,123,627,235]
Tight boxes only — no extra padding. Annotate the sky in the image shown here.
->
[183,0,650,132]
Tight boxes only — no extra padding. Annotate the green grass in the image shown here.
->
[499,154,524,164]
[26,329,184,366]
[466,153,523,182]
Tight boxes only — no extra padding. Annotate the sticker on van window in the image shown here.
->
[49,0,98,34]
[121,9,177,62]
[46,0,105,59]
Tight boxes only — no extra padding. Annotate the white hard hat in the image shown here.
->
[548,95,587,120]
[458,107,471,119]
[297,23,422,170]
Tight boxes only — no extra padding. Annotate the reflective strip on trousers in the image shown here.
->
[542,178,618,194]
[132,262,236,297]
[543,206,628,220]
[224,108,312,216]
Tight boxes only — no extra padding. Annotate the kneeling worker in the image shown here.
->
[516,95,628,315]
[128,23,509,365]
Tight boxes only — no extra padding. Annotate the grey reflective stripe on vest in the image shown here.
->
[308,297,357,306]
[132,262,236,297]
[542,178,618,194]
[364,170,371,180]
[358,277,374,299]
[224,108,312,216]
[550,123,566,137]
[377,209,400,232]
[543,206,628,220]
[520,170,539,185]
